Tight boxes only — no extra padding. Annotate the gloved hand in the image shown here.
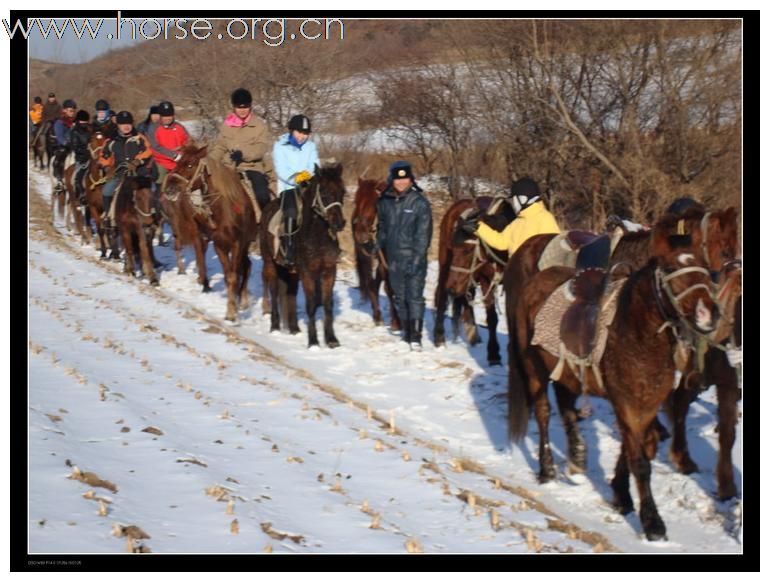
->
[295,170,312,184]
[726,344,742,368]
[230,150,243,164]
[459,216,480,235]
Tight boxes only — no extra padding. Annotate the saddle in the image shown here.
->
[267,188,304,265]
[559,235,611,359]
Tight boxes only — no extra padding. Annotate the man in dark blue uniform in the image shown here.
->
[376,160,433,351]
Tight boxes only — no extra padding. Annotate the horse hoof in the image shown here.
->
[643,522,667,542]
[308,344,321,351]
[677,458,699,475]
[327,340,340,349]
[718,484,738,501]
[538,470,557,484]
[613,498,634,516]
[290,328,301,335]
[150,280,160,287]
[202,286,212,293]
[488,359,502,367]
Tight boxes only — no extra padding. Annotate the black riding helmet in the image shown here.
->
[75,109,90,123]
[665,197,705,217]
[231,88,252,108]
[158,101,175,116]
[95,99,110,111]
[509,177,541,216]
[116,111,134,125]
[34,96,42,104]
[62,99,77,109]
[288,114,311,133]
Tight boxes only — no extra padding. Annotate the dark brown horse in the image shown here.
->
[507,210,719,541]
[504,208,741,488]
[31,123,47,170]
[434,197,513,365]
[82,131,114,259]
[351,178,398,329]
[113,170,159,285]
[164,144,258,321]
[260,164,346,348]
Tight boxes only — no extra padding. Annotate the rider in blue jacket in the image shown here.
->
[272,114,320,266]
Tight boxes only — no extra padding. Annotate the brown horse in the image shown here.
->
[62,158,91,244]
[434,197,513,365]
[113,171,159,285]
[165,144,257,321]
[507,210,719,541]
[81,131,115,259]
[159,161,213,293]
[260,164,346,348]
[504,207,741,464]
[351,178,398,329]
[31,123,47,170]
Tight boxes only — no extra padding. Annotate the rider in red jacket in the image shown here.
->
[150,101,189,184]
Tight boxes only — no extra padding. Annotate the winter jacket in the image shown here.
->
[53,116,74,147]
[29,104,43,125]
[376,184,433,276]
[475,200,560,256]
[99,129,153,173]
[68,123,92,163]
[272,132,320,192]
[43,101,62,123]
[150,121,189,170]
[210,112,272,174]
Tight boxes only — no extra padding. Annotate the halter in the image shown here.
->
[308,179,344,241]
[449,234,508,303]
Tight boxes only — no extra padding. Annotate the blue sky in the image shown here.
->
[26,17,143,63]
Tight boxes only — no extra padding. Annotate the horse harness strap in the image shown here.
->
[653,265,715,375]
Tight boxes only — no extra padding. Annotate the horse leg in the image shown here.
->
[370,264,383,325]
[711,350,739,500]
[121,224,136,276]
[625,425,667,541]
[553,383,586,474]
[485,285,501,365]
[462,291,481,346]
[238,249,252,310]
[137,224,159,286]
[264,259,281,332]
[667,373,701,474]
[433,260,450,346]
[195,233,211,292]
[321,266,340,348]
[531,376,557,483]
[215,245,237,321]
[286,273,300,335]
[301,271,320,348]
[610,442,634,515]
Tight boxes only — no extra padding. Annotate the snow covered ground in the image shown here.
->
[27,162,742,554]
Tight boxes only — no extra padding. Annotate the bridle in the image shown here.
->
[449,231,508,303]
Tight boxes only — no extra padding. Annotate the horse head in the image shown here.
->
[312,163,346,233]
[164,143,208,196]
[88,131,109,160]
[352,178,384,253]
[651,208,720,335]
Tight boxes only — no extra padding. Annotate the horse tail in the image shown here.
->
[506,283,532,443]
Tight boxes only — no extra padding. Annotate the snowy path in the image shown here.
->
[28,163,742,553]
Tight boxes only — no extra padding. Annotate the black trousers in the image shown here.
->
[244,170,271,210]
[52,146,69,181]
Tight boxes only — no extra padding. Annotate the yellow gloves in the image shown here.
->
[295,170,312,184]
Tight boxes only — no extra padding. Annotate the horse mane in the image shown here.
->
[203,156,245,204]
[354,179,385,216]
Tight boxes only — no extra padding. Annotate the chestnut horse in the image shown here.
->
[434,197,513,365]
[507,210,719,541]
[260,164,346,348]
[164,144,258,321]
[504,206,741,498]
[160,160,213,293]
[80,131,115,259]
[351,178,398,329]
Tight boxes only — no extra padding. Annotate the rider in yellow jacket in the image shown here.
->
[462,177,560,256]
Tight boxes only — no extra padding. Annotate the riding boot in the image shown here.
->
[410,319,424,352]
[402,319,412,345]
[283,217,297,266]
